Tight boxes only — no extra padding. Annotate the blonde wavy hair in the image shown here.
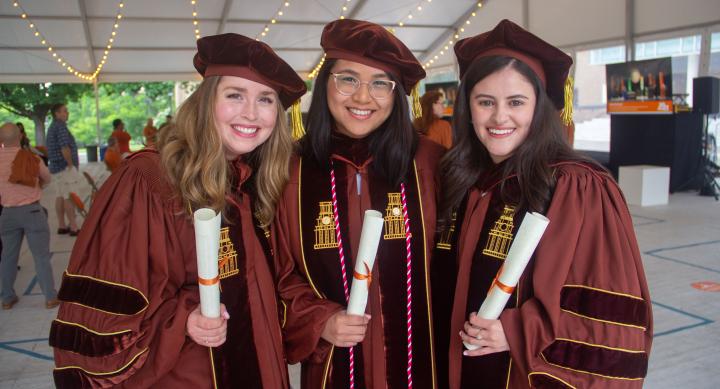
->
[157,76,293,227]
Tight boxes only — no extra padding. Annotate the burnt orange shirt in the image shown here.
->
[111,130,131,154]
[103,147,122,172]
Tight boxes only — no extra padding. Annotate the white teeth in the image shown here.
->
[232,126,257,134]
[349,108,371,116]
[488,128,514,135]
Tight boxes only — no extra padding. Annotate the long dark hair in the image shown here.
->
[301,59,418,187]
[438,56,593,226]
[413,90,443,134]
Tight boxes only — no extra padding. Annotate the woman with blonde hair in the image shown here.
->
[413,90,453,149]
[50,33,305,388]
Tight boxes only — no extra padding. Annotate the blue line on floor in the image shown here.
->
[651,301,714,338]
[631,214,665,227]
[644,240,720,274]
[0,338,53,361]
[23,253,54,296]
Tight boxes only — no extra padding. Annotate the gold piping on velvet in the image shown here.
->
[322,345,335,389]
[54,347,149,375]
[560,284,648,330]
[298,158,323,298]
[49,319,137,357]
[280,299,288,328]
[52,319,132,336]
[414,160,437,389]
[540,338,648,380]
[528,372,577,388]
[209,347,219,389]
[58,271,149,316]
[563,284,643,300]
[560,309,647,331]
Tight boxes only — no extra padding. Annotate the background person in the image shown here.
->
[45,103,79,236]
[413,90,453,149]
[110,118,131,154]
[0,122,58,310]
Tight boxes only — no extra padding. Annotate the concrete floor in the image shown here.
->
[0,163,718,388]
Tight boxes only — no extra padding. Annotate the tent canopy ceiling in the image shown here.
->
[1,0,719,83]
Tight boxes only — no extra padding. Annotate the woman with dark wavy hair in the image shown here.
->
[433,20,652,389]
[274,18,444,389]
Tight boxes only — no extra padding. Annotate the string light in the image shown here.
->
[11,0,125,81]
[422,1,482,70]
[308,0,352,78]
[191,0,201,40]
[339,0,352,20]
[391,0,432,34]
[256,0,293,41]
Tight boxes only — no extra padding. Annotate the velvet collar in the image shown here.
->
[329,131,372,166]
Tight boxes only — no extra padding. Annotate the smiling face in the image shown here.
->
[214,76,278,159]
[326,59,395,139]
[469,66,537,164]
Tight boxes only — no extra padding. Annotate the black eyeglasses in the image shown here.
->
[330,73,396,99]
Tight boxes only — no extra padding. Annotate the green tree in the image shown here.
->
[67,82,175,147]
[0,83,91,145]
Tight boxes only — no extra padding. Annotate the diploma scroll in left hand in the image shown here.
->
[193,208,222,318]
[346,210,384,316]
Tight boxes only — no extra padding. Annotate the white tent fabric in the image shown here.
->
[1,0,719,83]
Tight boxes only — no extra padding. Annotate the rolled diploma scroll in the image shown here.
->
[193,208,222,318]
[464,212,549,350]
[346,210,385,315]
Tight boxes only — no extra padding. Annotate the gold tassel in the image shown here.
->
[560,76,574,126]
[411,85,422,120]
[290,100,305,140]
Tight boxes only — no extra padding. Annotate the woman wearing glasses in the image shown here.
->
[274,19,444,388]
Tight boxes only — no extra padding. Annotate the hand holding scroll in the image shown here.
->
[193,208,222,318]
[346,210,384,315]
[464,212,549,351]
[460,313,509,356]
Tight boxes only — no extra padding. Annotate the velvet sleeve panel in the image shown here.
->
[499,163,653,388]
[51,152,208,388]
[272,156,344,364]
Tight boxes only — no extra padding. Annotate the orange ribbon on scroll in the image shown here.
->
[353,262,372,287]
[198,276,219,286]
[489,265,515,295]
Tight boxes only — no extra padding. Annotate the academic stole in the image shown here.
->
[461,180,535,388]
[208,195,268,389]
[299,157,435,389]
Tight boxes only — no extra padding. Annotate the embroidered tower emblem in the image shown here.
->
[314,201,338,249]
[482,205,516,260]
[384,193,405,239]
[218,227,239,279]
[436,211,457,250]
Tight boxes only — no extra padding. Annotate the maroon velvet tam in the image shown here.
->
[321,19,425,95]
[454,19,572,109]
[193,33,306,109]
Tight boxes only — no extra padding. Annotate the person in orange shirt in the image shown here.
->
[103,136,122,172]
[413,90,453,149]
[110,118,131,154]
[143,118,158,148]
